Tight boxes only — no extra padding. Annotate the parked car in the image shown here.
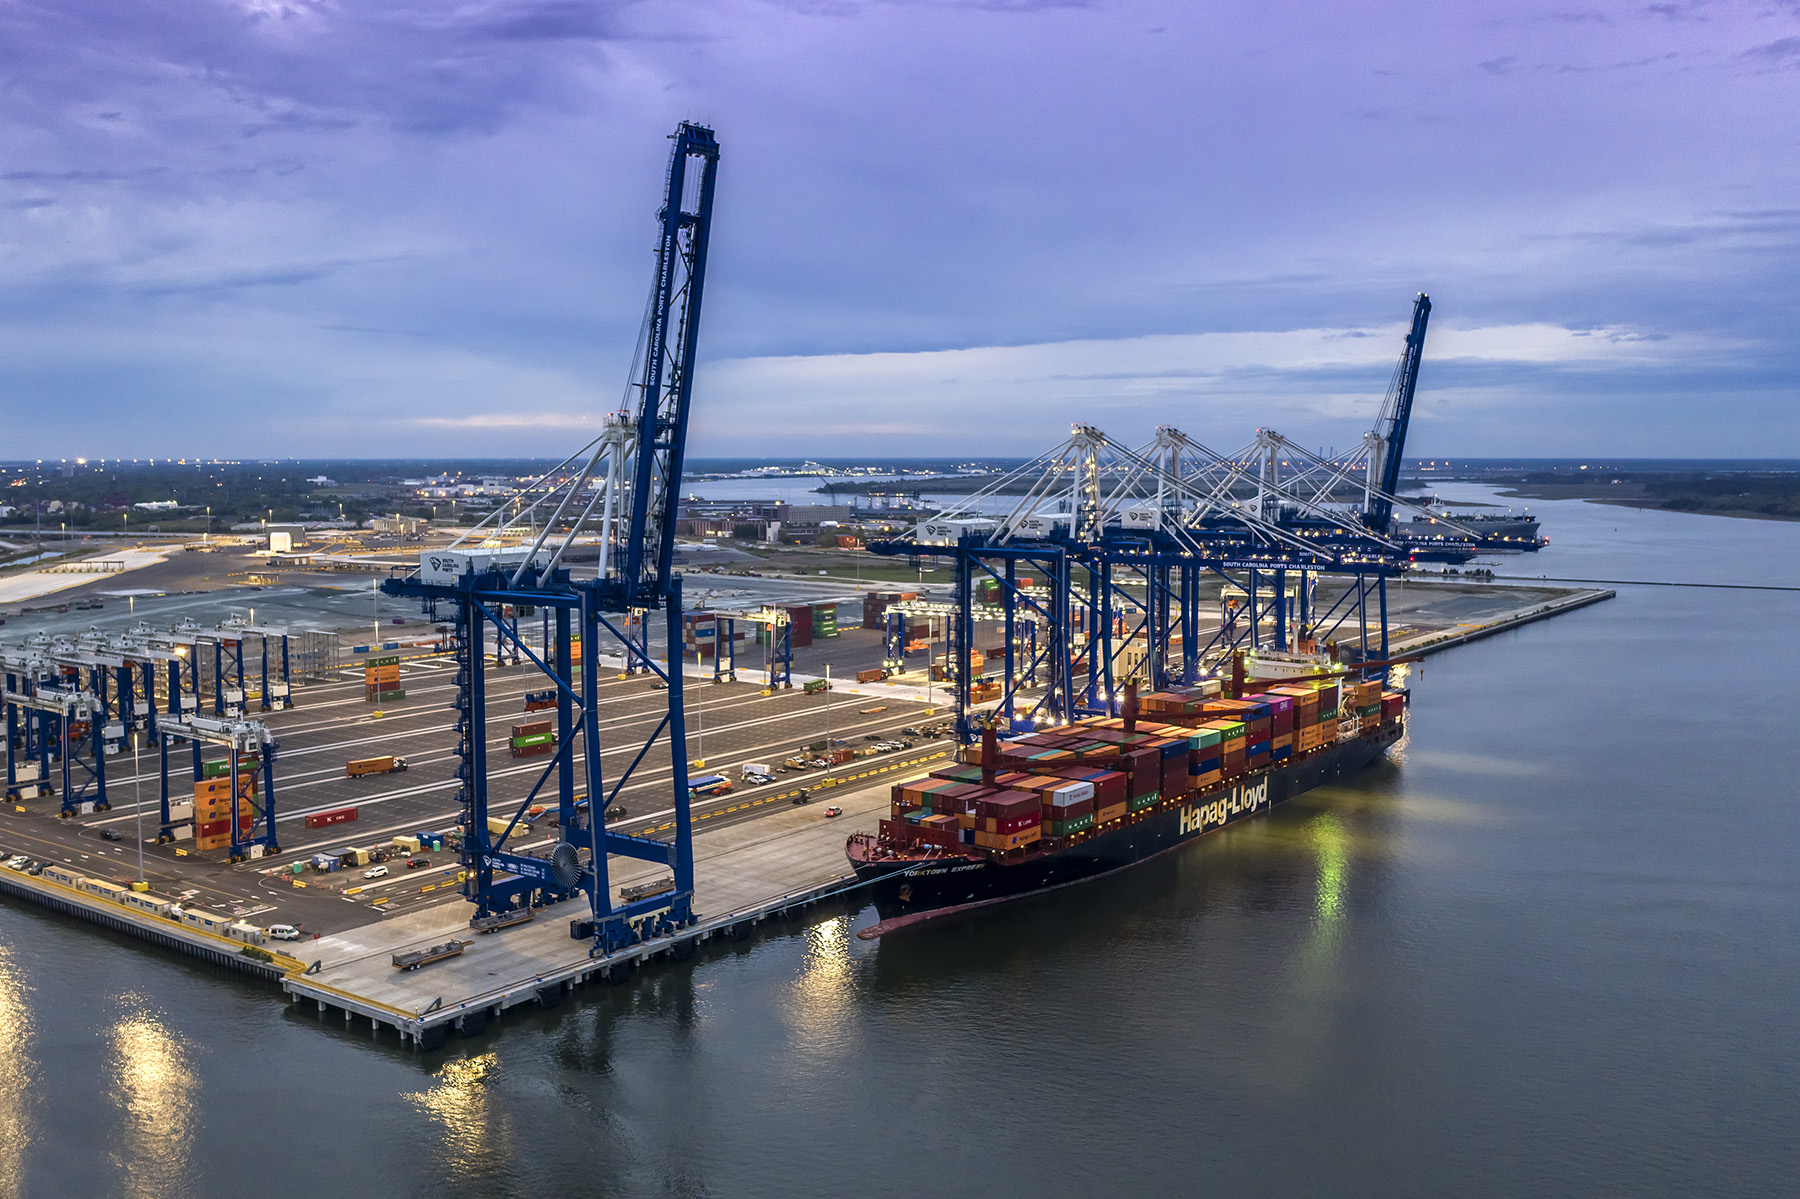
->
[742,772,774,786]
[824,806,843,818]
[363,864,389,879]
[605,805,627,821]
[4,855,27,871]
[266,924,301,941]
[100,828,122,842]
[406,858,430,870]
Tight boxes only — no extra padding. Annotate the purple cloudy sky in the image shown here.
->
[1,0,1796,460]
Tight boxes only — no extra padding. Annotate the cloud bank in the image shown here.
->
[0,0,1795,457]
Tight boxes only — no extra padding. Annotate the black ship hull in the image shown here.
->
[852,723,1403,937]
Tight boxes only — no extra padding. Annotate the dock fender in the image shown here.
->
[672,937,697,961]
[418,1024,451,1051]
[537,983,564,1010]
[459,1009,490,1037]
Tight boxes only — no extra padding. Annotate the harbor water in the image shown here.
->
[2,488,1797,1198]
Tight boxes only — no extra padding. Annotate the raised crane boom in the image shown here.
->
[616,122,720,610]
[1364,292,1431,532]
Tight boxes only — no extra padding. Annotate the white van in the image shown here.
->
[266,924,301,941]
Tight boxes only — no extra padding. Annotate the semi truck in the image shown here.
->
[345,755,408,778]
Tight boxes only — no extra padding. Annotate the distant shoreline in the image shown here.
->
[1492,483,1800,524]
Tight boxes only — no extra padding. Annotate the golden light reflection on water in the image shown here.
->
[108,998,198,1199]
[785,916,857,1053]
[406,1052,511,1176]
[0,945,35,1199]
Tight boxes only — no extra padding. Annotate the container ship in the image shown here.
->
[847,667,1407,937]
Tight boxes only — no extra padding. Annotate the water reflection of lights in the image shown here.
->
[406,1053,508,1175]
[108,997,198,1199]
[1311,811,1347,931]
[0,945,35,1199]
[787,916,857,1051]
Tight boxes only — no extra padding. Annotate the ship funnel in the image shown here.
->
[1230,651,1245,699]
[1123,681,1139,733]
[981,722,998,788]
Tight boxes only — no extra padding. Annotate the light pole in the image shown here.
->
[824,663,833,749]
[693,645,705,765]
[131,731,145,887]
[925,621,934,711]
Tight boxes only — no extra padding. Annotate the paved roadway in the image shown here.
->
[0,650,944,935]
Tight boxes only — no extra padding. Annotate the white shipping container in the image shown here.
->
[418,547,544,586]
[1045,780,1096,804]
[915,519,997,547]
[1011,513,1073,538]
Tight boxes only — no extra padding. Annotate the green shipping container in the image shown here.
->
[510,731,556,749]
[201,757,260,778]
[1046,813,1094,837]
[1128,790,1162,812]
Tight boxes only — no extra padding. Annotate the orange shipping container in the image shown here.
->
[972,825,1042,851]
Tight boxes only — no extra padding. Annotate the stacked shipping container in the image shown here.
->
[883,673,1405,860]
[363,654,403,703]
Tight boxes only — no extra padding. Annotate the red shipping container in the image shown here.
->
[303,806,359,830]
[1040,795,1095,819]
[1160,757,1188,800]
[974,791,1040,821]
[196,815,254,838]
[1125,747,1161,797]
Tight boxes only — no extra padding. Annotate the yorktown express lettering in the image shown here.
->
[1178,778,1270,836]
